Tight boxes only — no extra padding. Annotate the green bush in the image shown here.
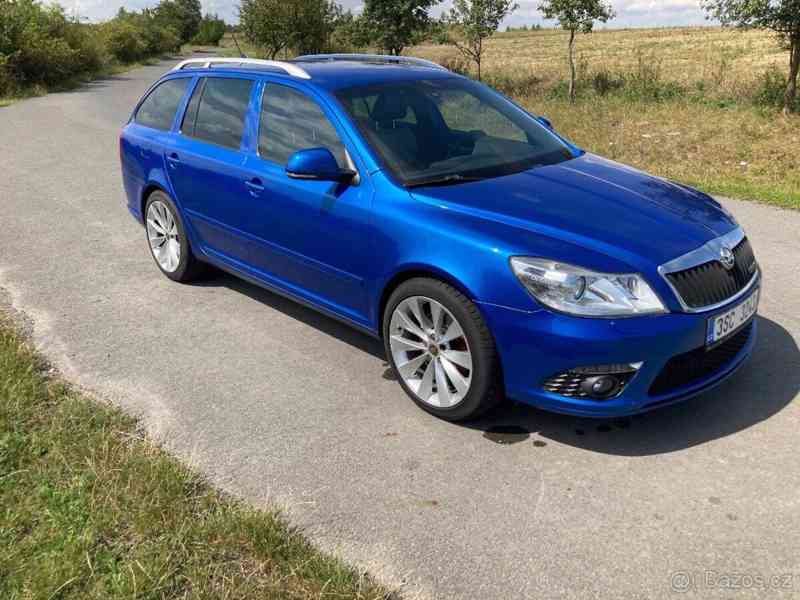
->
[621,53,683,102]
[485,72,543,97]
[591,69,624,96]
[143,23,181,56]
[0,0,195,97]
[0,55,13,96]
[103,20,147,64]
[754,67,796,110]
[193,14,226,46]
[0,1,87,87]
[65,23,107,73]
[10,26,79,86]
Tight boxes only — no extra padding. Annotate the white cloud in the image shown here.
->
[65,0,239,22]
[63,0,710,28]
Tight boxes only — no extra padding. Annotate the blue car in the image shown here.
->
[120,55,760,421]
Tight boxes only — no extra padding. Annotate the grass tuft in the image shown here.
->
[0,318,393,600]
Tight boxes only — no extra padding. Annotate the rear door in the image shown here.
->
[122,77,192,215]
[237,82,374,324]
[166,75,257,265]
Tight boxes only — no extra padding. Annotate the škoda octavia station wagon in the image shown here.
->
[120,55,759,421]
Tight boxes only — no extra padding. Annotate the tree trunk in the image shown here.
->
[785,35,799,116]
[568,29,576,103]
[476,39,482,81]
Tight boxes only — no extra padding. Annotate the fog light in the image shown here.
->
[580,375,620,399]
[542,362,642,401]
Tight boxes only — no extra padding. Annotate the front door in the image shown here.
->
[238,82,374,325]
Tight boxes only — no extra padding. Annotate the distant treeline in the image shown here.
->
[0,0,224,96]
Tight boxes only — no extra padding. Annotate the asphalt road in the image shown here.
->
[1,58,799,600]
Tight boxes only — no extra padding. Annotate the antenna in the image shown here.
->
[230,30,248,59]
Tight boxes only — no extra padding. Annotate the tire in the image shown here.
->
[383,278,503,421]
[144,190,206,282]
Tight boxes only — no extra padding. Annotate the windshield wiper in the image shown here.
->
[404,174,486,188]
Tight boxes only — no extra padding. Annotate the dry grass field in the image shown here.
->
[410,27,799,209]
[414,27,788,97]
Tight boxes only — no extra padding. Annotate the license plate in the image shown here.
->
[706,288,759,346]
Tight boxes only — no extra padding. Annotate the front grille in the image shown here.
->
[666,238,756,309]
[649,322,753,396]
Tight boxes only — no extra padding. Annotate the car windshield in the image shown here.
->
[335,78,575,187]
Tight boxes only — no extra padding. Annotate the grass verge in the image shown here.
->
[0,317,391,600]
[0,52,191,109]
[521,96,800,211]
[0,61,154,108]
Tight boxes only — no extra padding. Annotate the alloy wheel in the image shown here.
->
[388,296,473,408]
[146,200,181,273]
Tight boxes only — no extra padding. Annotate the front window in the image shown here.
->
[335,78,574,187]
[259,84,347,167]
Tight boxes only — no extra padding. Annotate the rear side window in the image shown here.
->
[182,77,254,150]
[259,84,346,167]
[135,78,191,131]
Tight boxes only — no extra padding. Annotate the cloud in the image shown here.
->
[65,1,240,22]
[64,0,710,28]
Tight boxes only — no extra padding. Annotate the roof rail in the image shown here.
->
[293,54,448,71]
[172,57,311,80]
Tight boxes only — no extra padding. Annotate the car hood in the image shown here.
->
[409,153,737,268]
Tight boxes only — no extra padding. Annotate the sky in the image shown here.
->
[64,0,712,29]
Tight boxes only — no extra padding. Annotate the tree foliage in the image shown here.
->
[193,14,226,46]
[240,0,341,58]
[362,0,441,55]
[539,0,614,102]
[701,0,800,114]
[446,0,518,79]
[155,0,202,44]
[0,0,182,96]
[0,0,104,88]
[539,0,614,33]
[328,11,372,52]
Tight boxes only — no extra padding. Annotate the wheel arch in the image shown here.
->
[140,183,171,222]
[376,266,479,339]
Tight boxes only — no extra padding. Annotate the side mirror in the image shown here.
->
[286,148,355,183]
[537,116,554,131]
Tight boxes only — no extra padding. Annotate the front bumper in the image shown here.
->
[479,291,758,418]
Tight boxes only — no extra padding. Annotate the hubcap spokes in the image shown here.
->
[389,296,473,408]
[146,200,180,273]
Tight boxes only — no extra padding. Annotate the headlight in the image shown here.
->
[510,257,666,317]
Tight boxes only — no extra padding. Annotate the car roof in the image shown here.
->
[170,56,458,92]
[291,60,457,91]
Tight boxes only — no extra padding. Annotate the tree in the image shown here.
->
[239,0,295,58]
[362,0,440,56]
[329,12,372,51]
[702,0,800,115]
[538,0,614,102]
[446,0,518,79]
[240,0,342,58]
[193,14,227,46]
[155,0,202,44]
[294,0,342,55]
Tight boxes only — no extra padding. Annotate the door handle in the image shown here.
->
[166,152,181,168]
[245,178,264,196]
